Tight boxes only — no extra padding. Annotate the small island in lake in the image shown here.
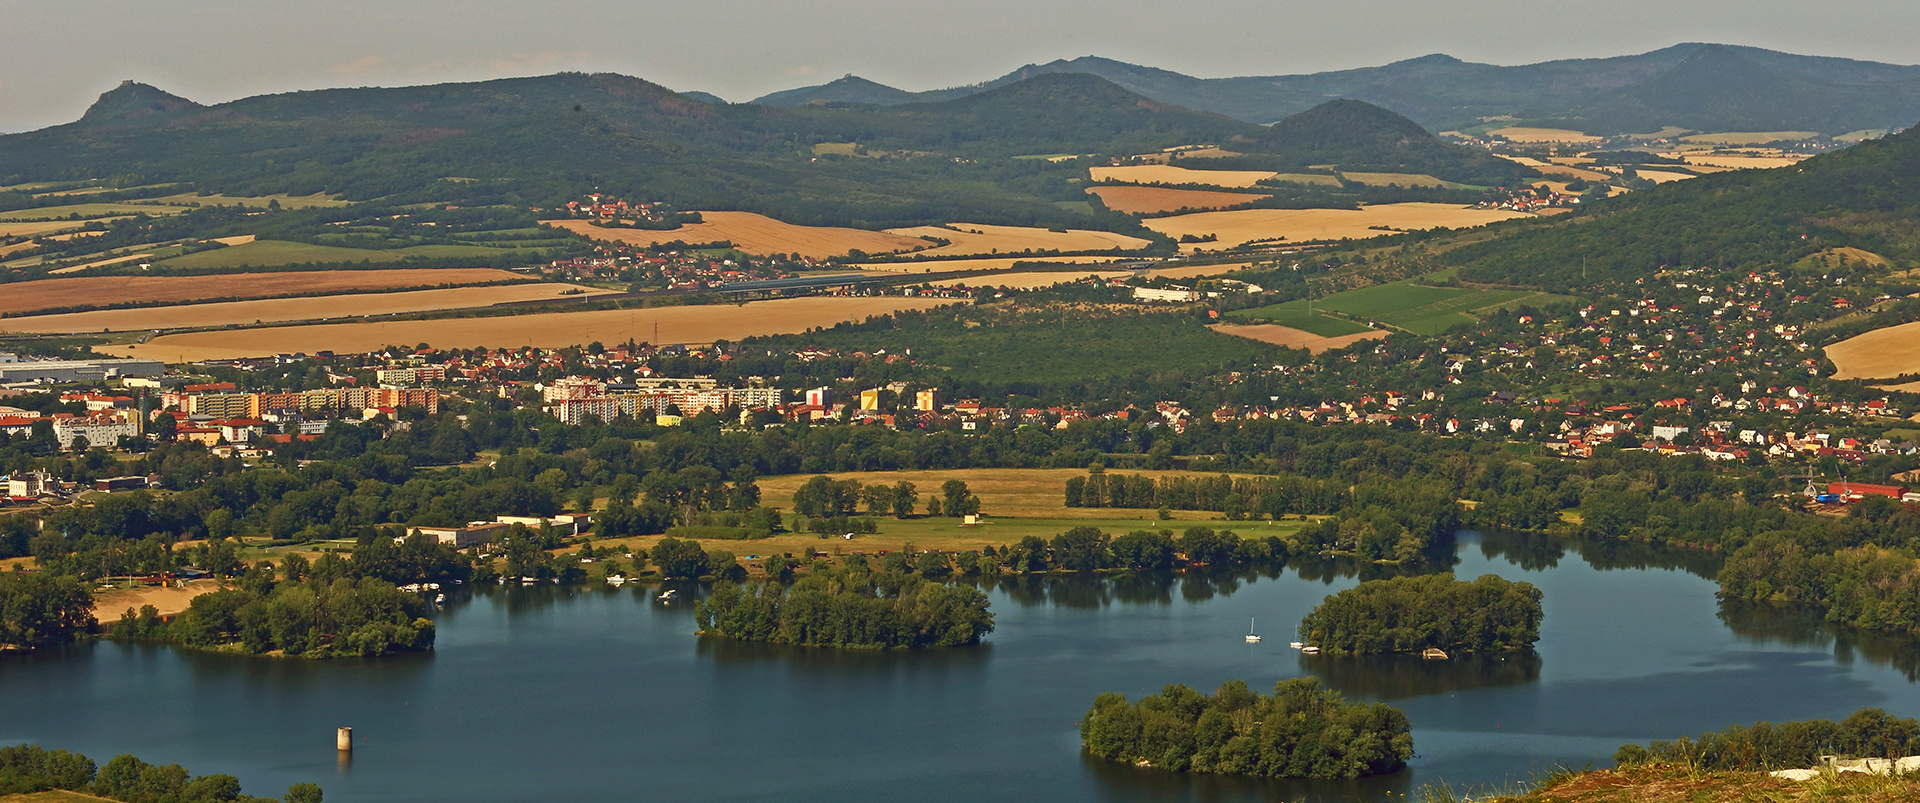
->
[1298,573,1542,655]
[695,558,994,649]
[1080,677,1412,779]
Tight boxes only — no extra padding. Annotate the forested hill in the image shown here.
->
[1447,121,1920,291]
[1240,99,1533,187]
[752,44,1920,134]
[0,72,1251,228]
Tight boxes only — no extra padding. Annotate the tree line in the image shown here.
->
[1296,573,1543,654]
[1613,707,1920,770]
[1080,677,1412,780]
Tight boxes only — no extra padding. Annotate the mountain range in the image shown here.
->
[752,44,1920,135]
[0,72,1527,230]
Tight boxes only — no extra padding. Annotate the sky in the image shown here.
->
[3,0,1917,132]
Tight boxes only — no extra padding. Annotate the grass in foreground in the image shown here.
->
[1432,763,1920,803]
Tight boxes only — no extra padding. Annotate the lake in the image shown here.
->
[6,530,1920,802]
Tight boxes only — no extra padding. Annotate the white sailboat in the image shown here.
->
[1245,618,1261,643]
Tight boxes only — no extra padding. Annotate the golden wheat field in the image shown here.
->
[1086,185,1268,214]
[882,223,1151,258]
[1489,127,1601,143]
[1144,203,1530,251]
[102,297,959,362]
[2,283,615,334]
[0,219,90,239]
[1211,323,1389,354]
[1089,165,1278,188]
[1500,156,1612,183]
[0,269,530,316]
[1144,262,1256,280]
[1679,153,1808,170]
[544,213,932,259]
[1680,132,1819,146]
[1826,322,1920,380]
[856,255,1115,274]
[1632,170,1697,184]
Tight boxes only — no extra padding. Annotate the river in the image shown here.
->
[6,531,1920,802]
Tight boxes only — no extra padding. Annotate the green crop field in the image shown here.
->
[0,203,188,221]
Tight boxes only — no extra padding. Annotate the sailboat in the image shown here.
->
[1245,618,1261,643]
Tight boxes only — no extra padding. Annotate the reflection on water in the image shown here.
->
[1473,529,1723,579]
[1079,747,1413,803]
[1720,599,1920,681]
[1304,651,1543,700]
[695,634,993,670]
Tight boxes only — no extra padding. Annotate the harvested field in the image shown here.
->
[1146,261,1255,280]
[1635,169,1697,183]
[1212,323,1388,353]
[1089,165,1277,189]
[1489,126,1600,143]
[1681,153,1808,169]
[1087,185,1266,215]
[2,283,613,333]
[51,253,151,275]
[1828,321,1920,380]
[544,212,930,260]
[0,220,88,239]
[881,223,1151,258]
[932,270,1128,289]
[101,296,958,362]
[1144,203,1530,252]
[210,235,256,246]
[856,256,1115,274]
[1501,156,1612,182]
[1173,147,1241,159]
[0,268,529,316]
[44,231,107,242]
[1877,380,1920,394]
[1340,171,1451,188]
[1681,131,1818,145]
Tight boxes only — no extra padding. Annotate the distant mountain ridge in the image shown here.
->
[752,44,1920,134]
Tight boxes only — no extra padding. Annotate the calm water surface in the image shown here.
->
[7,531,1920,802]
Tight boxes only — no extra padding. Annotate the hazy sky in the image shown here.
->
[4,0,1917,132]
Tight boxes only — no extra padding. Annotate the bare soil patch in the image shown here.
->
[1489,126,1601,143]
[1089,165,1278,188]
[1144,203,1529,252]
[0,268,528,317]
[1212,323,1388,353]
[1088,186,1267,215]
[882,223,1150,258]
[92,581,220,619]
[3,283,612,333]
[855,256,1114,274]
[545,212,931,259]
[102,297,958,361]
[1828,320,1920,380]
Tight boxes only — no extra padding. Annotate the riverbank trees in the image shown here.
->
[0,743,320,802]
[0,572,93,651]
[1080,677,1412,779]
[1297,573,1542,654]
[1613,707,1920,770]
[117,574,434,658]
[695,562,994,649]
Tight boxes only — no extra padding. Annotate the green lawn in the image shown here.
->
[1238,277,1567,337]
